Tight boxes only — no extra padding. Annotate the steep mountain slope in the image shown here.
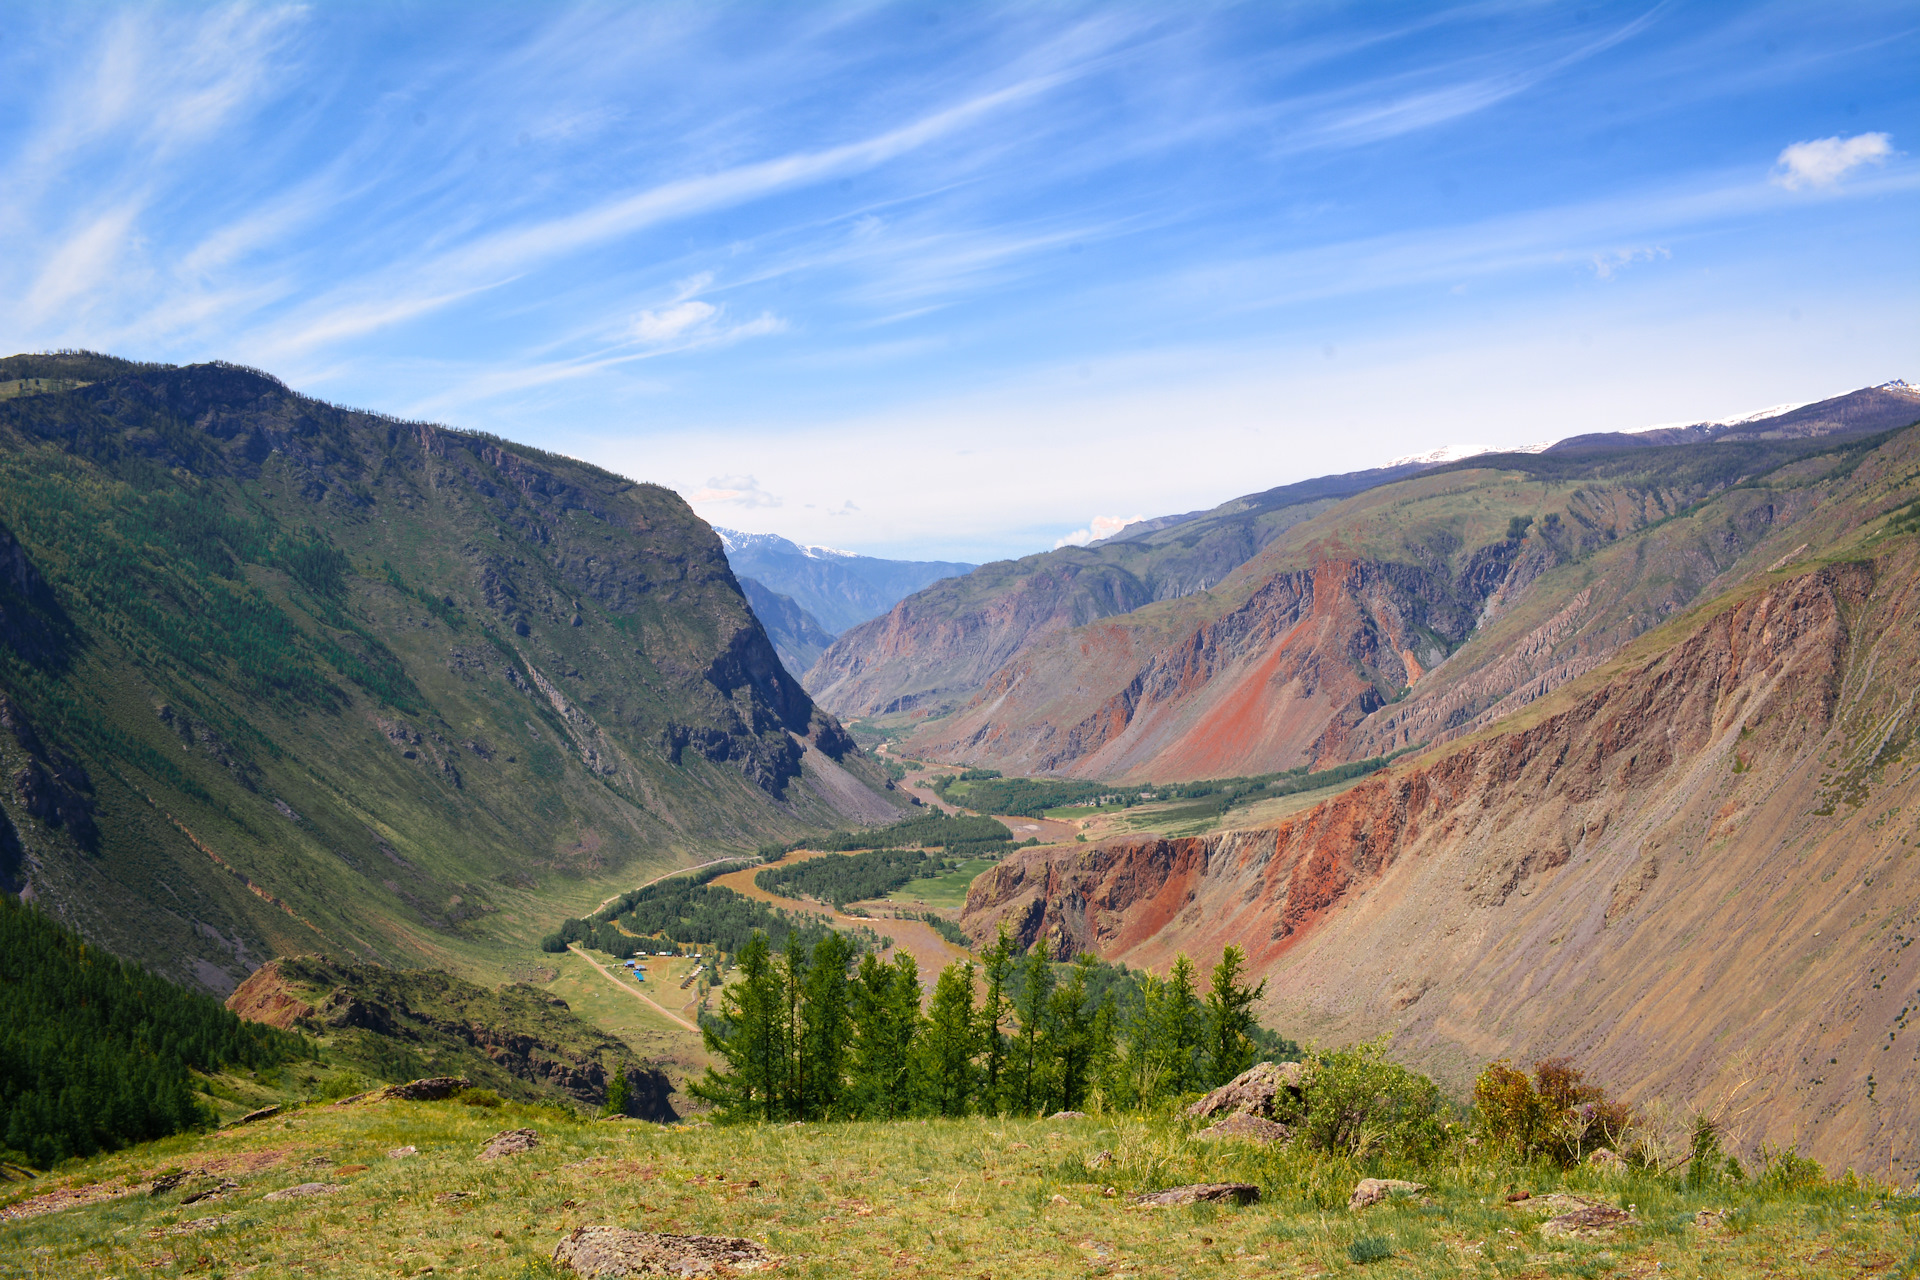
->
[804,461,1439,719]
[0,353,901,995]
[962,497,1920,1171]
[738,578,836,680]
[716,528,972,635]
[903,388,1920,781]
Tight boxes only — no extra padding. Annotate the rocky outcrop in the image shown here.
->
[552,1226,779,1277]
[228,957,677,1119]
[961,551,1920,1174]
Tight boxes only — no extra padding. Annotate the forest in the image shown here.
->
[0,895,308,1169]
[754,847,956,908]
[760,809,1017,860]
[541,864,844,958]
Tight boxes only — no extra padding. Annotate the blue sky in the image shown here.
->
[2,3,1915,561]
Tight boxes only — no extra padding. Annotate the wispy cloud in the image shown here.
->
[1055,514,1146,548]
[688,474,782,509]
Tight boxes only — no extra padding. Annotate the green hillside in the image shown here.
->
[0,352,903,994]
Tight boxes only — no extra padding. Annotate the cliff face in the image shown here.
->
[962,551,1920,1174]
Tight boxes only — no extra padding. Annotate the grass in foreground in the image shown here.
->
[3,1099,1914,1278]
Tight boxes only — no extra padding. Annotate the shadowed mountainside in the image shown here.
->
[717,527,973,635]
[0,352,903,994]
[739,577,838,680]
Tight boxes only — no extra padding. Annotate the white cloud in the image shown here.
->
[1054,513,1146,548]
[1590,245,1670,279]
[686,474,781,508]
[634,300,717,343]
[1771,132,1894,191]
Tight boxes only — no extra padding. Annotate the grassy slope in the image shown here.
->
[0,354,902,995]
[0,1098,1908,1278]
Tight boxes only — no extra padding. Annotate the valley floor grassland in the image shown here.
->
[1,1095,1909,1278]
[709,857,972,981]
[881,856,998,911]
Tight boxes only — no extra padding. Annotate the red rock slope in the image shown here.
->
[962,549,1920,1175]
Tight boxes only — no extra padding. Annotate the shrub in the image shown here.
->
[1756,1143,1825,1191]
[1472,1056,1631,1166]
[455,1088,503,1108]
[1687,1115,1745,1187]
[1297,1039,1447,1161]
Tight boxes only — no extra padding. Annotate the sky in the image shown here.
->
[2,3,1915,562]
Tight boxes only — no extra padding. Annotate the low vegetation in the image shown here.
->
[0,1051,1896,1279]
[932,757,1398,821]
[542,865,842,960]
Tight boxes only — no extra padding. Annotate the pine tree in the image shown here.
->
[801,932,854,1118]
[917,960,978,1116]
[1012,936,1053,1115]
[848,949,921,1118]
[977,925,1015,1115]
[1047,952,1099,1112]
[1202,944,1266,1088]
[603,1067,632,1117]
[779,931,810,1118]
[691,932,785,1119]
[1163,952,1204,1095]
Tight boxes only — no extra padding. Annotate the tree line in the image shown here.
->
[692,928,1274,1121]
[0,895,308,1168]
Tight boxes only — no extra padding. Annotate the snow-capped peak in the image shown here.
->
[714,526,863,561]
[801,543,858,560]
[1387,443,1492,467]
[1879,379,1916,394]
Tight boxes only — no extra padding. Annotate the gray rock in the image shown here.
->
[478,1128,541,1160]
[1347,1178,1426,1211]
[552,1225,780,1276]
[264,1182,339,1202]
[1541,1203,1636,1237]
[1184,1061,1307,1121]
[236,1105,280,1125]
[1128,1183,1260,1207]
[379,1075,472,1102]
[1195,1113,1293,1145]
[1586,1147,1629,1175]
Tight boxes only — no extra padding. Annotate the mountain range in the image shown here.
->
[942,386,1920,1171]
[0,352,903,995]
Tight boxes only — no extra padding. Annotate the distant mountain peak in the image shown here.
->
[1386,440,1550,467]
[714,526,858,562]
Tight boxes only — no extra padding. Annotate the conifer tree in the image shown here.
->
[1163,952,1204,1094]
[1012,936,1053,1114]
[779,931,810,1117]
[977,925,1015,1114]
[1047,952,1099,1112]
[918,960,978,1116]
[603,1068,632,1117]
[1202,944,1266,1088]
[848,949,921,1118]
[801,932,854,1118]
[692,932,784,1119]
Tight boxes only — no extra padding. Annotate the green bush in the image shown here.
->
[455,1088,504,1108]
[1295,1039,1447,1161]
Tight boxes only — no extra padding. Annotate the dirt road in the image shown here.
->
[568,944,699,1033]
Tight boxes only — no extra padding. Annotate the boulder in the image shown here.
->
[1128,1183,1260,1207]
[1195,1113,1292,1145]
[1586,1147,1629,1175]
[1184,1061,1306,1121]
[552,1225,780,1276]
[1050,1110,1089,1119]
[1347,1178,1426,1211]
[235,1105,280,1125]
[379,1075,472,1102]
[1540,1203,1636,1238]
[478,1128,541,1160]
